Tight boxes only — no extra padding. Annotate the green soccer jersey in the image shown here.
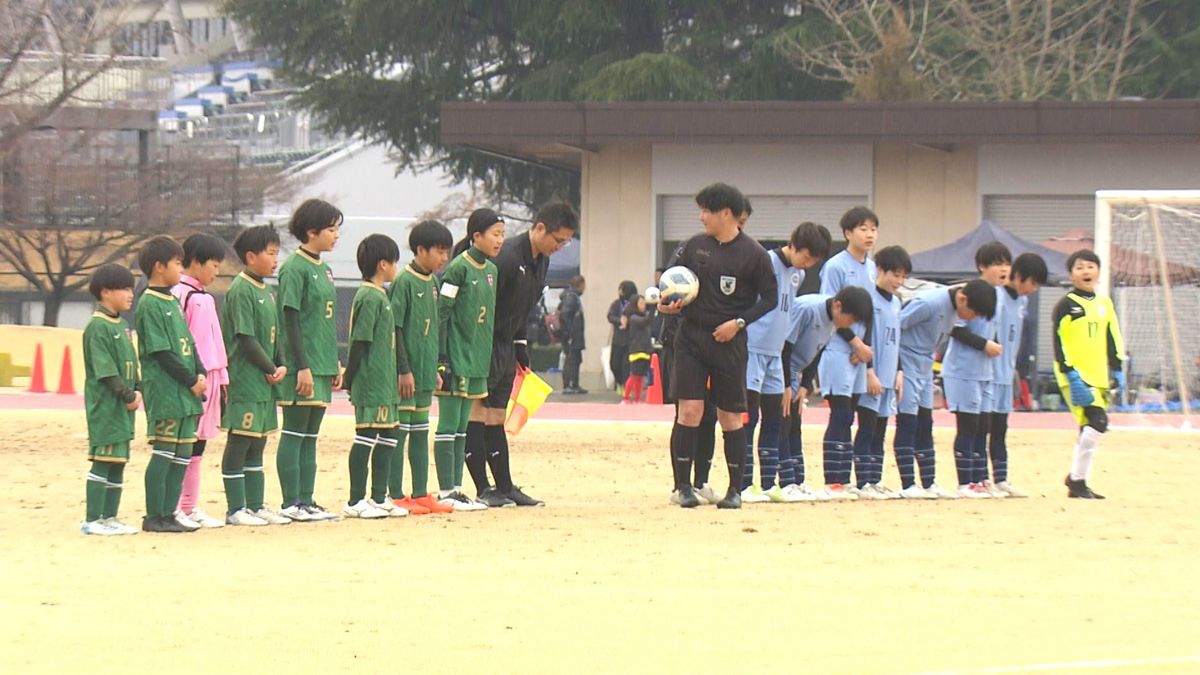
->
[439,248,496,378]
[83,308,138,447]
[136,288,203,420]
[389,263,440,392]
[222,271,279,404]
[347,282,397,407]
[277,247,339,376]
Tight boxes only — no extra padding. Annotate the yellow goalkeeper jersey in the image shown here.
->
[1052,288,1126,389]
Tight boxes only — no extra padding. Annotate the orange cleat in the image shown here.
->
[394,497,431,516]
[413,494,454,514]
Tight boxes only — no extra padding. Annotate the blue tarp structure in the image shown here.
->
[910,221,1069,280]
[546,240,580,283]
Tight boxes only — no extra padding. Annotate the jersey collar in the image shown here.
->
[143,287,175,302]
[772,248,791,267]
[362,281,387,295]
[178,273,203,292]
[92,306,122,323]
[405,263,432,281]
[238,271,267,289]
[297,247,322,264]
[464,247,488,269]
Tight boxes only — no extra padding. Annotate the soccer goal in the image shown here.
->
[1095,190,1200,423]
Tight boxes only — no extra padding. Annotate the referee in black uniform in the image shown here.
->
[465,202,580,507]
[659,183,777,509]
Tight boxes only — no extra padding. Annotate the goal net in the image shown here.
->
[1095,190,1200,421]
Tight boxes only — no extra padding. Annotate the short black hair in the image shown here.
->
[535,202,580,234]
[289,198,343,244]
[409,219,453,253]
[974,241,1013,269]
[138,235,184,278]
[1012,252,1049,285]
[1067,249,1101,271]
[357,233,400,280]
[791,222,832,260]
[741,197,753,218]
[839,206,879,233]
[233,224,281,263]
[834,286,872,323]
[874,245,912,275]
[959,278,997,319]
[181,233,227,267]
[695,183,746,217]
[89,263,135,300]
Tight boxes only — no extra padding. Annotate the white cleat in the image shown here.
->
[983,480,1009,498]
[369,498,408,517]
[252,507,294,524]
[343,499,390,519]
[185,508,225,528]
[81,520,121,536]
[101,517,139,534]
[765,484,803,503]
[279,504,313,522]
[173,510,203,531]
[957,483,990,499]
[695,483,721,505]
[924,483,959,500]
[821,484,859,501]
[872,483,902,500]
[302,504,340,521]
[782,483,818,502]
[857,484,890,500]
[226,508,269,526]
[898,484,930,500]
[439,491,487,512]
[741,485,771,503]
[995,481,1027,498]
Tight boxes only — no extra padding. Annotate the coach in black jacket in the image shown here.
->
[465,202,580,508]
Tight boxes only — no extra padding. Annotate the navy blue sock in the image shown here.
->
[973,412,991,484]
[871,415,888,485]
[894,412,917,488]
[787,399,804,485]
[757,395,783,490]
[824,396,854,485]
[915,407,936,488]
[990,413,1009,483]
[742,391,760,491]
[953,412,980,486]
[851,406,878,488]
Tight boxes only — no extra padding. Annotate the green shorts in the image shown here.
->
[398,390,434,413]
[356,404,399,429]
[222,400,279,438]
[89,441,130,463]
[146,415,199,446]
[435,375,488,399]
[277,373,334,406]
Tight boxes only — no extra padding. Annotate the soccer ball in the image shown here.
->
[644,285,661,304]
[658,265,700,306]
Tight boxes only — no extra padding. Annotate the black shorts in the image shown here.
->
[485,338,516,409]
[630,358,649,377]
[669,320,748,413]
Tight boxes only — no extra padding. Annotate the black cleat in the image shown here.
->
[477,486,516,508]
[143,515,191,533]
[716,487,742,509]
[141,515,162,532]
[1065,476,1106,499]
[505,485,545,507]
[674,486,701,508]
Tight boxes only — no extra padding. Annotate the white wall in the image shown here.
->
[978,144,1200,200]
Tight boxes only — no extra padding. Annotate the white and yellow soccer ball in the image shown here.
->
[644,285,661,304]
[658,265,700,306]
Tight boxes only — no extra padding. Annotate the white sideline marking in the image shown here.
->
[913,654,1200,674]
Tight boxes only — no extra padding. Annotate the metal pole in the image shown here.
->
[1146,202,1192,424]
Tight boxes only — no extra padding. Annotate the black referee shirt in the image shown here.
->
[677,231,777,331]
[493,230,549,342]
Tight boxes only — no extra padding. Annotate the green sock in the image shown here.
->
[222,433,251,515]
[245,438,266,511]
[300,407,326,504]
[277,407,308,507]
[453,398,473,487]
[348,430,374,504]
[86,461,108,522]
[163,442,194,516]
[388,411,412,499]
[434,397,462,492]
[144,444,174,517]
[102,463,125,519]
[371,429,396,503]
[408,411,430,498]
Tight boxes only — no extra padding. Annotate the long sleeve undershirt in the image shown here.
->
[342,340,368,391]
[395,327,410,375]
[950,325,989,351]
[238,334,276,374]
[100,375,137,404]
[284,307,308,370]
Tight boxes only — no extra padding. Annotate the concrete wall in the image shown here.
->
[873,143,978,253]
[977,143,1200,196]
[579,144,652,382]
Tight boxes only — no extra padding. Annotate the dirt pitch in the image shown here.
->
[2,408,1198,675]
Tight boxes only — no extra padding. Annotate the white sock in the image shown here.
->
[1070,426,1103,481]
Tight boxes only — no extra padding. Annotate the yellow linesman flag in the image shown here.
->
[505,368,553,434]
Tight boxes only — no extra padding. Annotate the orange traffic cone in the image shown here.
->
[57,346,76,394]
[646,354,664,405]
[27,343,47,393]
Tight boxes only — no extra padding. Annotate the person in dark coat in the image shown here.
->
[623,295,653,403]
[607,280,638,392]
[559,275,587,394]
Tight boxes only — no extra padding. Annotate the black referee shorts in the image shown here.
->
[485,338,517,409]
[670,320,748,413]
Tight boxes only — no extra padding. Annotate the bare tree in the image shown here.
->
[778,0,1146,101]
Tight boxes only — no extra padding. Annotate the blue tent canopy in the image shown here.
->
[910,221,1069,280]
[546,239,580,283]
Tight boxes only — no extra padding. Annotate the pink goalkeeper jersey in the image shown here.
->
[172,274,228,376]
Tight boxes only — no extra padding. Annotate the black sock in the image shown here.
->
[693,403,717,487]
[990,413,1009,483]
[953,412,980,486]
[671,423,698,491]
[464,421,490,493]
[851,406,878,488]
[722,427,747,493]
[484,423,513,492]
[192,439,207,457]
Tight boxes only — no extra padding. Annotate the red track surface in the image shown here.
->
[2,392,1191,430]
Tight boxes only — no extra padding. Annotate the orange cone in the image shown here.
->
[27,344,47,393]
[57,346,76,395]
[646,354,664,405]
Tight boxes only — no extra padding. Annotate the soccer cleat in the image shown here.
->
[412,494,454,514]
[185,508,226,528]
[872,483,902,500]
[995,481,1027,498]
[957,483,990,499]
[671,486,701,508]
[922,483,956,499]
[302,503,340,521]
[225,508,269,526]
[821,484,859,501]
[764,485,788,503]
[439,491,487,511]
[859,484,890,500]
[174,511,203,531]
[81,520,120,536]
[279,504,313,522]
[740,485,771,503]
[394,497,431,516]
[982,480,1008,498]
[505,486,545,507]
[100,517,139,534]
[252,507,294,525]
[477,487,516,508]
[144,515,191,533]
[898,484,930,499]
[782,483,819,502]
[716,487,742,509]
[343,499,389,519]
[694,483,721,505]
[368,498,408,517]
[1065,476,1105,499]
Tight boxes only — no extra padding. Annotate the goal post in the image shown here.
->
[1095,190,1200,423]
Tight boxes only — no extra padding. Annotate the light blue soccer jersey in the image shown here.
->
[819,250,876,353]
[898,287,958,375]
[942,286,1001,382]
[870,286,902,386]
[786,294,836,380]
[747,249,804,356]
[992,287,1028,383]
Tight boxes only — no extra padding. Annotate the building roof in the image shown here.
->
[440,100,1200,170]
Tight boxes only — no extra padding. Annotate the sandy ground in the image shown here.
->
[1,409,1198,675]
